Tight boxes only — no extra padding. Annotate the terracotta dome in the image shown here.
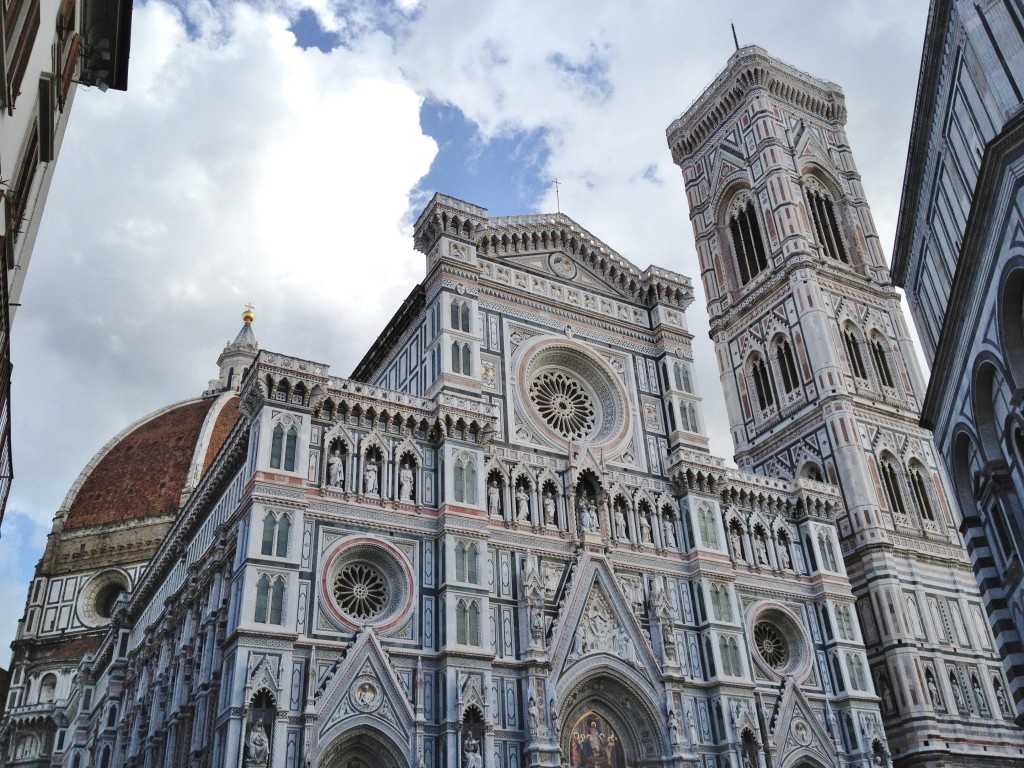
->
[60,392,241,530]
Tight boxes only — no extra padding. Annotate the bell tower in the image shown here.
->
[668,46,1024,766]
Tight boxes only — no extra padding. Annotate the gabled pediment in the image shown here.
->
[317,630,415,742]
[549,555,660,683]
[769,677,841,768]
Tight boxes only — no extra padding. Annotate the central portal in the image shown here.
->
[569,711,627,768]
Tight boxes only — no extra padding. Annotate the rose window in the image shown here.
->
[334,563,388,620]
[529,370,597,440]
[754,621,789,670]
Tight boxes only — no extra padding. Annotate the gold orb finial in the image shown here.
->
[242,303,255,324]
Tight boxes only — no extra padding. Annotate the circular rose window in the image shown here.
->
[513,336,631,452]
[320,537,414,632]
[77,569,131,628]
[754,622,789,670]
[748,604,811,679]
[529,370,597,440]
[333,563,388,620]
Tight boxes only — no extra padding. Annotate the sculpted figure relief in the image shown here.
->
[754,532,769,565]
[639,512,652,543]
[516,485,530,522]
[777,537,792,569]
[543,490,556,525]
[730,527,744,560]
[487,479,501,517]
[399,462,414,501]
[328,447,344,488]
[614,505,627,539]
[662,517,677,548]
[577,495,599,532]
[246,719,269,766]
[462,734,482,768]
[363,456,378,495]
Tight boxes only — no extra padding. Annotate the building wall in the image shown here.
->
[892,0,1024,721]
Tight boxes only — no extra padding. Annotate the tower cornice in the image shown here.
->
[666,45,847,162]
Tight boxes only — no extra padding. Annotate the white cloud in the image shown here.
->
[3,0,930,654]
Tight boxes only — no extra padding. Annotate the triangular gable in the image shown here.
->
[479,214,648,303]
[769,677,841,768]
[549,555,660,684]
[317,630,415,744]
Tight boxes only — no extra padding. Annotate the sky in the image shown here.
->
[0,0,930,660]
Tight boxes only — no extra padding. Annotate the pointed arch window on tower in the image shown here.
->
[450,299,471,332]
[454,455,477,505]
[729,200,769,285]
[752,356,776,411]
[775,338,801,394]
[880,458,908,518]
[806,184,849,263]
[870,336,896,389]
[843,328,868,380]
[909,465,935,522]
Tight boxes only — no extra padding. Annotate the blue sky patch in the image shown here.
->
[289,8,341,52]
[414,99,553,217]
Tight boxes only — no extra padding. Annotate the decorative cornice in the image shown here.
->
[891,0,955,282]
[666,45,846,162]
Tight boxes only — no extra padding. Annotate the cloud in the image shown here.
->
[3,0,930,655]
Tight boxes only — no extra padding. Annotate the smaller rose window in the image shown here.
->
[529,371,596,441]
[754,621,789,670]
[334,563,388,620]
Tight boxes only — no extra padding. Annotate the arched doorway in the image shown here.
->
[558,672,663,766]
[316,724,409,768]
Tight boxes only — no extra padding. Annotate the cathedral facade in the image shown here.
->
[1,46,1022,768]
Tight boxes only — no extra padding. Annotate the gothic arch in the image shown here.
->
[997,254,1024,389]
[972,355,1013,463]
[315,722,409,768]
[555,666,665,765]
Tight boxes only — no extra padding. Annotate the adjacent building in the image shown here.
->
[891,0,1024,720]
[2,41,1022,768]
[0,0,133,527]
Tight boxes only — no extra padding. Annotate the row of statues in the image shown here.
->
[729,525,793,570]
[326,447,416,502]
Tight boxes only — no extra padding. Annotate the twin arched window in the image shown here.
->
[880,455,937,524]
[729,199,769,285]
[450,299,471,332]
[698,507,718,548]
[909,465,936,521]
[451,342,472,375]
[710,583,732,621]
[870,336,896,388]
[843,327,869,380]
[455,599,480,645]
[455,541,479,583]
[818,532,839,572]
[806,184,848,263]
[751,355,775,411]
[835,604,855,640]
[846,653,867,690]
[776,338,800,394]
[718,636,742,676]
[679,401,699,432]
[270,423,298,471]
[454,455,478,504]
[254,575,285,624]
[261,512,291,557]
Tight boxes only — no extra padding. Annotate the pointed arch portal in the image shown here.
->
[317,725,409,768]
[559,672,662,767]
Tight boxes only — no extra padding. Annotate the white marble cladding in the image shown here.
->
[480,259,670,330]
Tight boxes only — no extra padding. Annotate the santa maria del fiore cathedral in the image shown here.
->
[3,46,1024,768]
